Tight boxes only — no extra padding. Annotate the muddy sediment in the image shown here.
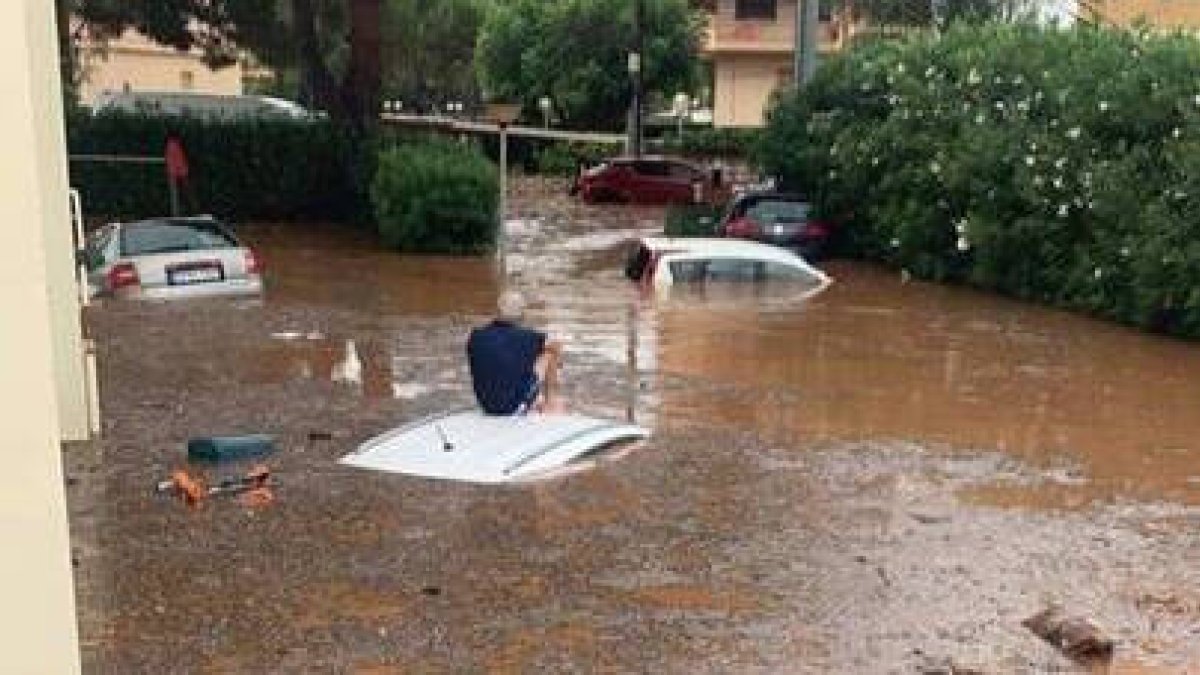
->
[69,177,1200,672]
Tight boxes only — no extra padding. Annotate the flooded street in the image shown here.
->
[70,178,1200,673]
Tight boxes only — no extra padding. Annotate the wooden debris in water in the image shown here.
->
[1022,605,1115,662]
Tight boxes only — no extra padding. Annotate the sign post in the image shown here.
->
[483,103,522,280]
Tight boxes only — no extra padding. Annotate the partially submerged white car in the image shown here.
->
[84,216,264,300]
[624,237,832,292]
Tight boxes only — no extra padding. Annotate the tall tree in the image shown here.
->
[59,0,382,127]
[476,0,702,131]
[381,0,485,112]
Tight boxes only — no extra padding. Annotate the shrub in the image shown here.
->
[760,23,1200,336]
[533,141,611,176]
[371,140,499,253]
[66,112,370,222]
[658,126,763,159]
[664,203,724,237]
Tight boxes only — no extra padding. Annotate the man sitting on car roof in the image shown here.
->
[467,291,565,415]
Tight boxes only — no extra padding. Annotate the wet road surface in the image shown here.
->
[69,178,1200,673]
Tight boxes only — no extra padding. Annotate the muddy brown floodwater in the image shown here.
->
[69,177,1200,673]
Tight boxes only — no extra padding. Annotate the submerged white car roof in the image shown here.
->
[641,237,804,264]
[640,237,832,284]
[341,410,649,484]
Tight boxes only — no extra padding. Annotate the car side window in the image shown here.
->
[668,259,707,283]
[84,226,115,271]
[669,163,699,180]
[634,161,671,177]
[705,257,765,281]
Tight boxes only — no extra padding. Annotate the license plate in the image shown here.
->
[168,264,223,285]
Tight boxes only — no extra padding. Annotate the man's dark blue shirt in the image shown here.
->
[467,320,546,414]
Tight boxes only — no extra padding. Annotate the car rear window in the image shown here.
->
[121,220,238,257]
[747,200,811,224]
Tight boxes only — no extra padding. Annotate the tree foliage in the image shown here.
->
[476,0,703,131]
[60,0,381,126]
[760,23,1200,336]
[381,0,485,112]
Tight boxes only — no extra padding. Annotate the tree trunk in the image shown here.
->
[346,0,383,131]
[292,0,345,119]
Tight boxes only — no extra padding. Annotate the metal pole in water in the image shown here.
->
[497,122,508,280]
[626,303,638,424]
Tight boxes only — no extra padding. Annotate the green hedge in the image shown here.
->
[657,126,763,159]
[66,112,371,222]
[371,140,499,253]
[760,23,1200,336]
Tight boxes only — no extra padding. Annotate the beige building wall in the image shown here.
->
[1091,0,1200,27]
[79,29,244,105]
[0,0,83,672]
[713,54,793,127]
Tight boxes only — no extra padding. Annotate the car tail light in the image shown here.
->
[106,262,139,291]
[245,248,264,275]
[804,220,831,238]
[727,217,760,237]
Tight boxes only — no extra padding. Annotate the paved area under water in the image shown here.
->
[69,178,1200,673]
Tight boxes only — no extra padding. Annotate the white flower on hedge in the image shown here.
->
[1054,157,1067,170]
[1193,94,1200,107]
[1053,176,1064,189]
[1033,175,1044,187]
[956,236,971,252]
[896,62,906,74]
[871,156,880,166]
[1017,100,1030,112]
[975,113,986,125]
[954,218,968,234]
[1058,204,1070,218]
[1121,246,1131,258]
[1025,155,1036,166]
[968,68,982,85]
[1066,127,1082,140]
[1098,101,1110,112]
[994,101,1005,111]
[890,237,901,248]
[1093,267,1103,280]
[925,66,935,78]
[1173,127,1182,138]
[929,161,941,175]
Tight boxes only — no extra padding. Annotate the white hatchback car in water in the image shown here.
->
[84,216,264,300]
[625,237,832,292]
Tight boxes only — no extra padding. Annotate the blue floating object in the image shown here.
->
[187,435,276,463]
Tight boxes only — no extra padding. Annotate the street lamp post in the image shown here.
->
[628,0,644,157]
[483,103,522,280]
[795,0,820,86]
[673,92,690,145]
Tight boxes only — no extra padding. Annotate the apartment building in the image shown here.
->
[77,28,246,105]
[702,0,861,127]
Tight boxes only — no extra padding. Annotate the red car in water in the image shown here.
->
[718,192,835,260]
[571,156,707,205]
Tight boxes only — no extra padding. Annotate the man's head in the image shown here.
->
[497,290,526,322]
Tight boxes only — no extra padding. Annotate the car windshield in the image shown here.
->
[746,199,811,224]
[121,220,238,256]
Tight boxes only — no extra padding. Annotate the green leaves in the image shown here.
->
[371,140,499,253]
[762,22,1200,336]
[475,0,702,131]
